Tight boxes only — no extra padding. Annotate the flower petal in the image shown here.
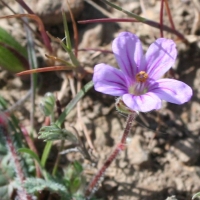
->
[122,93,162,112]
[112,32,143,78]
[145,38,177,80]
[93,63,128,96]
[149,79,193,104]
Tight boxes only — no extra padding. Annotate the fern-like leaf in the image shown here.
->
[38,124,77,142]
[23,177,69,198]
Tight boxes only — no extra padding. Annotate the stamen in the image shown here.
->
[136,71,148,82]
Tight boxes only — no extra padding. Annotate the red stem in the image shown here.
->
[15,0,34,14]
[78,18,186,41]
[15,0,54,54]
[21,126,42,178]
[160,0,164,37]
[78,18,138,24]
[78,48,113,54]
[164,0,175,30]
[0,113,32,200]
[85,113,136,199]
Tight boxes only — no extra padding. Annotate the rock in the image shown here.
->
[26,0,84,25]
[166,196,178,200]
[94,127,108,148]
[79,24,103,49]
[127,135,150,166]
[118,160,128,168]
[103,180,118,192]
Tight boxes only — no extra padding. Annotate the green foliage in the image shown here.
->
[0,155,16,200]
[0,96,36,196]
[9,118,36,176]
[18,148,41,166]
[64,161,84,194]
[38,124,77,142]
[0,131,7,158]
[23,177,69,198]
[62,11,80,67]
[0,95,7,110]
[0,26,28,72]
[0,12,97,198]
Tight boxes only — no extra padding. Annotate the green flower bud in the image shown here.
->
[40,92,55,116]
[115,97,137,114]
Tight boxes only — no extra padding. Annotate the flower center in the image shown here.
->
[128,71,149,95]
[136,71,148,83]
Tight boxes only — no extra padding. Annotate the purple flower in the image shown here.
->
[93,32,192,112]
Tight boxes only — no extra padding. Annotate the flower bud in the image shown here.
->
[40,92,55,116]
[115,97,137,114]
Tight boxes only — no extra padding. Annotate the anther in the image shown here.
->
[136,71,148,82]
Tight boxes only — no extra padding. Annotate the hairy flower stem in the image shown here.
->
[85,113,137,199]
[0,113,31,200]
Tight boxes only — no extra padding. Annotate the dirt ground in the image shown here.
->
[1,0,200,200]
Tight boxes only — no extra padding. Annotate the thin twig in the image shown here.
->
[70,126,96,162]
[77,79,96,152]
[68,74,76,97]
[22,12,38,131]
[0,0,37,35]
[191,0,200,34]
[78,48,113,54]
[58,73,69,100]
[6,90,31,113]
[84,0,113,18]
[78,18,186,41]
[68,72,96,153]
[139,0,146,16]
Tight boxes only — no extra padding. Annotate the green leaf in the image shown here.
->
[0,129,7,159]
[0,155,16,200]
[41,141,52,168]
[18,147,50,180]
[0,27,28,72]
[62,11,79,67]
[64,162,83,184]
[70,177,81,194]
[23,177,69,198]
[193,192,200,199]
[18,148,41,167]
[73,161,83,174]
[62,11,71,50]
[0,95,7,110]
[38,124,77,142]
